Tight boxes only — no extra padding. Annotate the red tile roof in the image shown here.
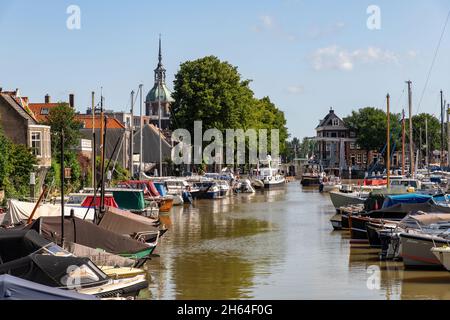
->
[76,114,126,129]
[28,103,62,122]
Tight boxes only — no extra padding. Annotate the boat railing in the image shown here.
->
[134,230,160,246]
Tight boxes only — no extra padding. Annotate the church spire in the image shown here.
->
[158,34,162,68]
[154,34,166,84]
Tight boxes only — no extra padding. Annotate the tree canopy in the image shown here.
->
[44,103,83,158]
[343,107,402,155]
[0,128,37,199]
[410,113,445,153]
[171,56,289,161]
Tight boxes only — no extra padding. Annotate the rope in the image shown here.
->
[416,8,450,114]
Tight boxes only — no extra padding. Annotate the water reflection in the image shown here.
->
[142,183,450,300]
[145,189,286,299]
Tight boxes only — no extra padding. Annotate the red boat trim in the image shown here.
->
[401,253,440,265]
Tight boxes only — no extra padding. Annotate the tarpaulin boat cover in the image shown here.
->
[64,242,135,268]
[30,216,150,255]
[0,274,98,300]
[409,213,450,225]
[0,254,109,288]
[368,202,450,219]
[0,230,51,263]
[154,183,168,197]
[112,190,146,211]
[2,200,95,226]
[119,181,160,197]
[382,194,433,208]
[99,206,160,236]
[81,196,118,209]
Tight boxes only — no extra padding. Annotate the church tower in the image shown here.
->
[145,36,174,130]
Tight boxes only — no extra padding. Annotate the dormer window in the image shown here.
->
[332,119,339,126]
[41,108,49,115]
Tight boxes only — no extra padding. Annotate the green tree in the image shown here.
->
[285,137,301,162]
[44,102,83,158]
[253,97,289,156]
[0,128,37,199]
[298,137,317,159]
[8,144,38,196]
[0,131,11,190]
[44,103,83,193]
[172,56,255,132]
[411,113,444,155]
[344,107,401,168]
[171,56,288,164]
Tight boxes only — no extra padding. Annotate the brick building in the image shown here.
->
[0,89,51,168]
[314,108,407,176]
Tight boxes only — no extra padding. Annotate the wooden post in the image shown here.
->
[407,81,414,176]
[402,109,405,176]
[386,94,391,189]
[26,186,48,225]
[60,130,65,247]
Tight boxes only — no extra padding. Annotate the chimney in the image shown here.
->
[69,94,75,108]
[0,88,3,93]
[45,94,50,104]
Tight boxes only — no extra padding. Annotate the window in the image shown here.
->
[350,143,355,150]
[31,132,42,157]
[40,108,49,115]
[363,154,367,164]
[332,119,339,126]
[357,154,362,164]
[350,132,356,138]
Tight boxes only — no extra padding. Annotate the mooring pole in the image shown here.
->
[60,130,65,247]
[386,94,391,190]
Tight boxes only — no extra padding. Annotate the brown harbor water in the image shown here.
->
[140,182,450,300]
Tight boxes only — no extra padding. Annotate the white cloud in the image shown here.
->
[407,50,418,58]
[252,15,297,41]
[310,45,399,71]
[260,15,274,28]
[287,85,305,94]
[307,22,346,39]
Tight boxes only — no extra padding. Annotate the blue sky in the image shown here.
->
[1,0,450,139]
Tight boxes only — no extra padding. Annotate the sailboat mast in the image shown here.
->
[158,82,162,177]
[130,90,135,178]
[60,129,65,247]
[386,94,391,189]
[99,92,106,218]
[407,80,414,176]
[158,35,163,177]
[447,103,450,167]
[139,84,144,178]
[441,91,444,166]
[402,109,405,176]
[425,117,429,168]
[91,91,95,189]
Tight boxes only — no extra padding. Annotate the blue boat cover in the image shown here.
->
[382,194,433,208]
[0,275,98,300]
[154,183,168,197]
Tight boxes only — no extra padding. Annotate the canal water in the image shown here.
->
[140,182,450,300]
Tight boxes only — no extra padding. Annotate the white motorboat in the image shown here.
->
[165,179,191,205]
[234,179,256,193]
[252,156,286,189]
[431,246,450,271]
[329,188,369,210]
